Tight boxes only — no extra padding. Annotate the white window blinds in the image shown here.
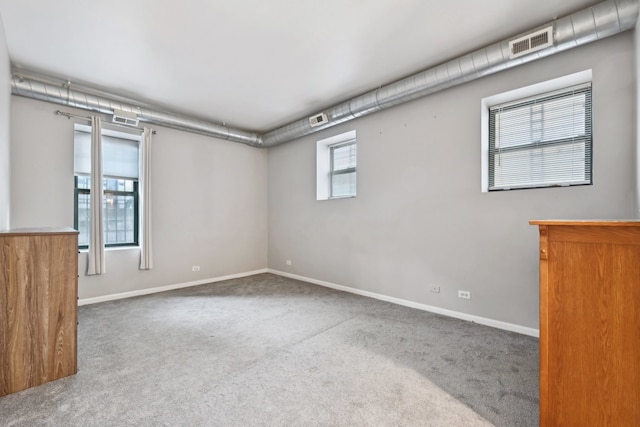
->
[330,140,357,198]
[488,82,592,191]
[74,128,139,179]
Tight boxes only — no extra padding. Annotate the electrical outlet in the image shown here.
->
[458,290,471,299]
[430,286,440,293]
[286,260,292,266]
[192,266,200,272]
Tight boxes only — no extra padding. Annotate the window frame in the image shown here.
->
[316,130,357,200]
[480,70,593,193]
[73,125,141,249]
[329,140,357,199]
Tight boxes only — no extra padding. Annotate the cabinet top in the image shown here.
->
[530,220,640,227]
[0,227,79,236]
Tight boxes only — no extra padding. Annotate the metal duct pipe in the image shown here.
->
[10,0,638,148]
[262,0,639,147]
[11,72,263,147]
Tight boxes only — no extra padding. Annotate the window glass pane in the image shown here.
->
[331,171,356,198]
[77,193,90,247]
[332,143,357,171]
[75,177,137,247]
[104,192,136,245]
[104,177,131,192]
[77,175,91,190]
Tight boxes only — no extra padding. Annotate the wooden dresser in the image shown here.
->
[0,227,78,397]
[530,221,640,426]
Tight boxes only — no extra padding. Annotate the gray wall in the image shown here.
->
[636,26,640,216]
[0,15,10,230]
[6,30,637,331]
[267,33,636,331]
[10,96,268,299]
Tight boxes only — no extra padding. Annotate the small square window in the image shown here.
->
[481,71,592,192]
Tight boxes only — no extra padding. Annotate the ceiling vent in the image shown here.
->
[509,26,554,59]
[309,112,329,128]
[112,109,139,127]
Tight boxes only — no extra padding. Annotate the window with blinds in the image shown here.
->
[316,130,357,200]
[330,140,357,198]
[488,82,592,191]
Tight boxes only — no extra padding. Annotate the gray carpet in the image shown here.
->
[1,273,539,426]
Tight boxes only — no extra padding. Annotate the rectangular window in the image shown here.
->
[488,82,592,191]
[330,141,357,198]
[74,125,140,248]
[317,130,357,200]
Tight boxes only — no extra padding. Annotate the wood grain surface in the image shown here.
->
[0,230,78,396]
[534,222,640,426]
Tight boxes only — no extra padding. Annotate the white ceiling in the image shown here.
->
[0,0,598,133]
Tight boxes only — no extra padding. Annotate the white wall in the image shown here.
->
[10,96,268,299]
[636,27,640,218]
[0,14,10,230]
[267,33,636,331]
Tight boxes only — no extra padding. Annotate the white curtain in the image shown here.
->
[139,127,153,270]
[87,116,105,275]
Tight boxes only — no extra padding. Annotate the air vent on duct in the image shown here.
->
[509,26,554,59]
[112,109,139,126]
[309,112,329,127]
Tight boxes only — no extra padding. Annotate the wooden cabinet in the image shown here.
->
[0,228,78,397]
[530,221,640,426]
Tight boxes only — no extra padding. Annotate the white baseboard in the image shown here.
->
[79,267,540,338]
[78,269,269,306]
[268,269,539,338]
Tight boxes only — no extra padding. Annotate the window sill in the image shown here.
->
[78,246,140,253]
[327,195,356,200]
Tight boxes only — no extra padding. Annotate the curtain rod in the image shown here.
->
[54,110,156,135]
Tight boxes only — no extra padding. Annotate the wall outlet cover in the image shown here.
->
[458,290,471,299]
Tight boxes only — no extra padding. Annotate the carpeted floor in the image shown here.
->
[0,273,539,426]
